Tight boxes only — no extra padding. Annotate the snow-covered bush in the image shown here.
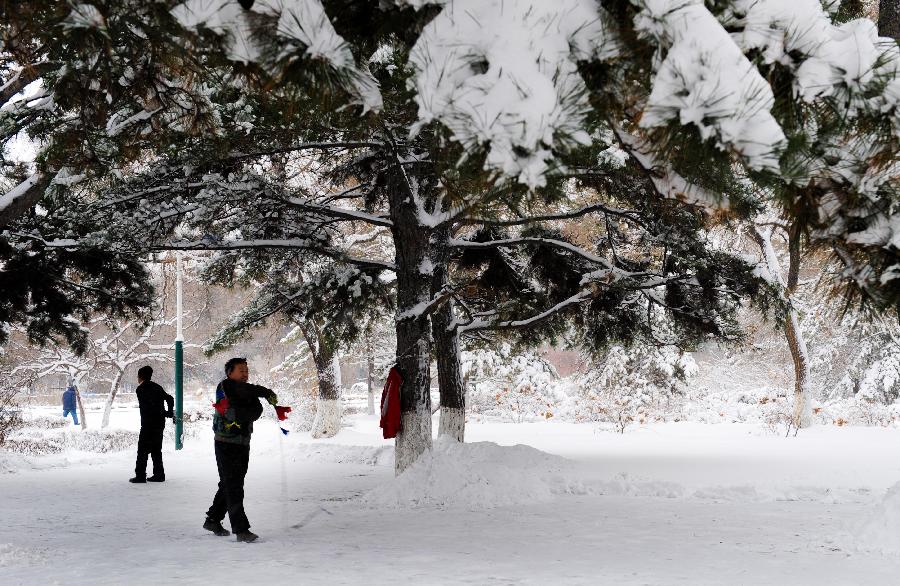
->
[573,346,698,432]
[4,427,139,456]
[0,355,24,448]
[463,345,566,423]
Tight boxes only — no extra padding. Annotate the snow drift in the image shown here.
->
[362,437,584,509]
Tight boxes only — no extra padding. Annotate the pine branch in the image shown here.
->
[459,290,593,334]
[148,239,396,272]
[227,141,384,162]
[458,202,647,228]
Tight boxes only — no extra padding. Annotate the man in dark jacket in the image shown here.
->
[203,357,277,543]
[129,365,174,484]
[62,383,79,425]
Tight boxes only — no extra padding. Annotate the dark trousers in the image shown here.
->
[135,425,164,479]
[206,441,251,533]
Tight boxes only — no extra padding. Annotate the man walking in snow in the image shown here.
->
[130,365,174,484]
[203,357,277,543]
[62,383,79,426]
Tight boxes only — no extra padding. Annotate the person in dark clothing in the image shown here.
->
[130,365,174,484]
[62,384,79,425]
[203,357,277,543]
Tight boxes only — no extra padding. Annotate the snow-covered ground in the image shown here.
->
[3,406,900,584]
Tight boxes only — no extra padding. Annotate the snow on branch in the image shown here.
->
[172,0,382,111]
[281,196,393,227]
[632,0,786,171]
[407,0,619,189]
[459,290,592,333]
[0,63,51,109]
[0,172,50,228]
[723,0,900,112]
[458,202,647,228]
[449,235,664,288]
[613,125,730,212]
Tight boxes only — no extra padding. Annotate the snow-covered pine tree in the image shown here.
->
[5,0,897,471]
[0,0,212,349]
[200,250,394,438]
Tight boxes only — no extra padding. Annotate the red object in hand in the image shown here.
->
[379,367,402,439]
[274,405,292,421]
[213,397,230,416]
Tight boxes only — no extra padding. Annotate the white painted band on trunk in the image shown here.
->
[438,407,465,442]
[395,410,432,475]
[311,398,341,439]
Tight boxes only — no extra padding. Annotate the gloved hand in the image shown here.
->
[266,392,278,406]
[165,409,175,419]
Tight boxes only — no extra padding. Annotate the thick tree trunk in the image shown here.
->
[431,228,466,442]
[388,169,434,474]
[881,0,900,39]
[101,368,124,429]
[310,335,341,439]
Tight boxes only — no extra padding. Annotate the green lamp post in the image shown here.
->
[175,252,184,450]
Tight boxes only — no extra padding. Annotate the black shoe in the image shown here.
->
[235,531,259,543]
[203,518,230,537]
[129,476,146,483]
[147,475,165,482]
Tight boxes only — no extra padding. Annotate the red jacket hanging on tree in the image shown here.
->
[380,367,402,439]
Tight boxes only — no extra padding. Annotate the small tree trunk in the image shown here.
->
[752,223,814,430]
[101,368,125,429]
[366,337,375,416]
[74,385,87,430]
[881,0,900,39]
[431,230,466,442]
[310,336,341,439]
[388,168,434,474]
[785,310,814,428]
[784,224,814,429]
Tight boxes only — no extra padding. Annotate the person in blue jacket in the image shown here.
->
[62,384,79,425]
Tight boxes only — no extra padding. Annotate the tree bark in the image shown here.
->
[74,384,87,430]
[308,329,341,439]
[881,0,900,39]
[388,168,434,474]
[100,368,125,428]
[431,226,466,442]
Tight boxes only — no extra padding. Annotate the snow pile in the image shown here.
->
[362,437,583,509]
[408,0,619,188]
[633,0,785,171]
[852,482,900,555]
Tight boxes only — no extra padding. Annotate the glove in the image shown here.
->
[165,409,175,419]
[266,392,278,406]
[213,397,230,416]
